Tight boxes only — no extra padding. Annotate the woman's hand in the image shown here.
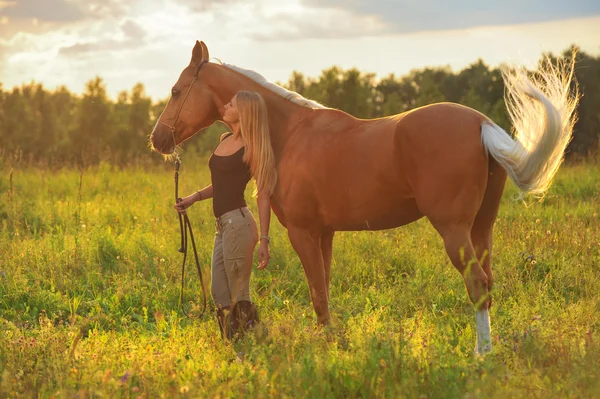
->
[257,239,270,270]
[173,193,198,214]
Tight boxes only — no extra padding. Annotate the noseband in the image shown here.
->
[158,60,207,144]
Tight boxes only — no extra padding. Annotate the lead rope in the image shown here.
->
[174,158,208,318]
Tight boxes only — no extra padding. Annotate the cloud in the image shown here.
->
[165,0,600,41]
[84,0,128,19]
[0,0,127,23]
[0,0,130,42]
[249,10,388,41]
[299,0,600,34]
[0,0,85,22]
[58,20,147,56]
[168,0,600,43]
[121,19,146,41]
[170,0,242,13]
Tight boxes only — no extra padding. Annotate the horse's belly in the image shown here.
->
[329,198,423,231]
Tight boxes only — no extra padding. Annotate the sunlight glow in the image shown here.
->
[0,1,16,10]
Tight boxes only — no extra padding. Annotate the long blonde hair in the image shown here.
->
[236,91,278,196]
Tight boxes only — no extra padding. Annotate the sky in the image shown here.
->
[1,0,599,100]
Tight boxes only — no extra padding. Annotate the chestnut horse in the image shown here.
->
[150,41,577,355]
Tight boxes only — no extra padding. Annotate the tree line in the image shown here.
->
[0,45,598,167]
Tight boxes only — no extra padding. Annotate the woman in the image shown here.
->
[174,91,277,339]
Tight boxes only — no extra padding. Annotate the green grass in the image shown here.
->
[0,159,599,398]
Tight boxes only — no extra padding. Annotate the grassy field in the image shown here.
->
[0,159,599,398]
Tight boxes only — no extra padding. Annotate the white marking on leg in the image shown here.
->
[475,309,492,355]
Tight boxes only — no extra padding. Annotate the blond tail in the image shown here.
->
[481,53,579,198]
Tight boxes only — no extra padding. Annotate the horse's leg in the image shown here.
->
[469,224,494,356]
[471,227,493,308]
[321,229,335,296]
[470,158,507,355]
[411,129,493,354]
[287,226,330,325]
[471,158,507,309]
[434,223,492,355]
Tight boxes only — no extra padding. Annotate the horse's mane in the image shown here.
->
[223,63,327,110]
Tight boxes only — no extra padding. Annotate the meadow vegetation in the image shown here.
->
[0,157,599,398]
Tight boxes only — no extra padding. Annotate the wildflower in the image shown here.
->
[180,386,190,394]
[160,258,165,263]
[120,371,130,383]
[81,224,86,229]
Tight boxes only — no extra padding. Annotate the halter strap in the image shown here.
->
[158,60,208,143]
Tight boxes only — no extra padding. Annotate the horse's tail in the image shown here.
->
[480,53,579,198]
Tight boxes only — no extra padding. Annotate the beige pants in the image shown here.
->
[211,207,258,308]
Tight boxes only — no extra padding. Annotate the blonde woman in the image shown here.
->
[174,91,277,339]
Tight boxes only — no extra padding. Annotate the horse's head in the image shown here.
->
[150,40,220,154]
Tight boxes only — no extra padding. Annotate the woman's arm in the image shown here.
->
[174,184,213,214]
[195,184,213,202]
[257,188,271,269]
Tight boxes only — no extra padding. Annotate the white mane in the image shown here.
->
[223,63,327,109]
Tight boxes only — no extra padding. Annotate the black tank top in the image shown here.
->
[208,134,252,218]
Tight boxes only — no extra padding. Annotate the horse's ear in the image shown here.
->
[200,41,209,62]
[191,40,210,64]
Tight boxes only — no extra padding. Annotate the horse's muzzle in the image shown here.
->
[150,124,175,154]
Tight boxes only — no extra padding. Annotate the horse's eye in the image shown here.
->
[171,87,179,97]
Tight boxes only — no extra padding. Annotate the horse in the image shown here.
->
[150,41,578,355]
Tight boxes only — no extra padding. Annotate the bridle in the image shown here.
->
[158,60,207,145]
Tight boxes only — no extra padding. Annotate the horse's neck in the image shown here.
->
[210,65,309,155]
[263,95,310,155]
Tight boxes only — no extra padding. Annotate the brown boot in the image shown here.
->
[215,306,233,340]
[231,301,260,337]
